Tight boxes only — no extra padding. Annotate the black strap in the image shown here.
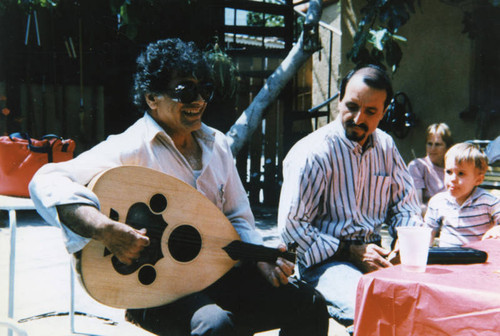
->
[9,132,67,162]
[9,132,29,141]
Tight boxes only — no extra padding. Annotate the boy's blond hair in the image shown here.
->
[445,142,489,174]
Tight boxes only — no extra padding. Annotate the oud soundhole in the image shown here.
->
[168,225,202,262]
[138,265,156,285]
[150,193,167,213]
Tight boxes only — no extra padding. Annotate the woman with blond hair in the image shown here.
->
[408,123,453,215]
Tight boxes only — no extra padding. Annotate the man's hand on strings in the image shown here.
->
[97,222,150,265]
[257,244,295,287]
[57,203,150,265]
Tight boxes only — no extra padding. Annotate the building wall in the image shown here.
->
[311,2,342,129]
[338,0,476,163]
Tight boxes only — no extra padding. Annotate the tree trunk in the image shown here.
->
[226,0,323,155]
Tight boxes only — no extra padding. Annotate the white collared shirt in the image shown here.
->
[278,116,422,267]
[29,113,262,253]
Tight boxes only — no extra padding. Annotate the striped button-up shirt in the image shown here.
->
[278,117,422,268]
[425,187,500,247]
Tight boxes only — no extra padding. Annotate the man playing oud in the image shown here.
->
[30,38,328,336]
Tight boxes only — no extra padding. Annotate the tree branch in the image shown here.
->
[226,0,323,155]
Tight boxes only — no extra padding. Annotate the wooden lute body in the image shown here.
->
[80,166,294,309]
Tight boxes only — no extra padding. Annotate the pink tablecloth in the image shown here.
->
[354,240,500,336]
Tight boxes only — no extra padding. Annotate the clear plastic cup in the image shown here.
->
[396,226,432,272]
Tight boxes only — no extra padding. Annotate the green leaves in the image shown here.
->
[370,28,388,50]
[204,45,239,102]
[247,11,285,27]
[384,37,403,73]
[348,0,419,72]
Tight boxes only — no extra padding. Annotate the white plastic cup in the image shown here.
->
[396,226,432,272]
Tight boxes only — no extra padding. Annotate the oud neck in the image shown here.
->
[222,240,296,263]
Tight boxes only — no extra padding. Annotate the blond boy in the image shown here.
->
[424,142,500,247]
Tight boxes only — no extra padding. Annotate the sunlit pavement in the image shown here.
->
[0,208,351,336]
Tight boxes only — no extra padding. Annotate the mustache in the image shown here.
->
[345,120,368,132]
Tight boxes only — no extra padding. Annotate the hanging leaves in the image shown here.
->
[204,43,239,102]
[347,0,420,72]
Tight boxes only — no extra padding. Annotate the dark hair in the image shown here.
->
[132,38,212,112]
[339,64,394,109]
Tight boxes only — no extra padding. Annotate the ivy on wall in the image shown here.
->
[347,0,420,72]
[347,0,500,72]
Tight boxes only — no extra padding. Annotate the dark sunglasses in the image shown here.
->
[166,81,214,104]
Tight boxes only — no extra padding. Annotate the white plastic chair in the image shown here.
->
[0,318,29,336]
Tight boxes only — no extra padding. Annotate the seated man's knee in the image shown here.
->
[191,304,234,336]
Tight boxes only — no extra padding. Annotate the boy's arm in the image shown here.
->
[482,198,500,240]
[424,196,442,244]
[482,226,500,240]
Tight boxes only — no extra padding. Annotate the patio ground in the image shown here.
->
[0,207,352,336]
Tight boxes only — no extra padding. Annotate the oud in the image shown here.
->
[80,166,295,309]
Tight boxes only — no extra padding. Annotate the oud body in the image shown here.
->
[81,166,240,309]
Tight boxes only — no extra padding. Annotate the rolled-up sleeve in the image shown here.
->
[424,196,442,232]
[29,140,123,253]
